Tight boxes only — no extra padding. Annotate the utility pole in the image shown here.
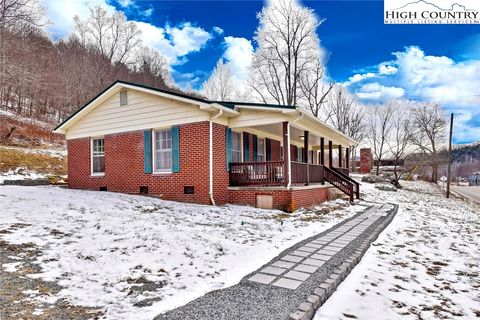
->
[446,113,454,198]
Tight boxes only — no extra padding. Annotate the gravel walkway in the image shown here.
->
[155,201,398,320]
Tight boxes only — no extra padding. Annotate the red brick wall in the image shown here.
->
[228,187,330,212]
[291,187,328,211]
[67,122,212,204]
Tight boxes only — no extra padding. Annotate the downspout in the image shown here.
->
[287,110,304,188]
[209,109,223,205]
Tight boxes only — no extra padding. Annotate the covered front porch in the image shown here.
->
[226,110,359,202]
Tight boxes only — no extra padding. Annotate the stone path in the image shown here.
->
[155,202,397,320]
[247,203,391,291]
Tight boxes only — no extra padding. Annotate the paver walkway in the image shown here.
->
[155,201,397,320]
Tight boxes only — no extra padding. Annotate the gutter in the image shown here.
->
[209,109,223,205]
[287,111,304,188]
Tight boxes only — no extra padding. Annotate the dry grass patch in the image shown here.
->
[0,148,66,175]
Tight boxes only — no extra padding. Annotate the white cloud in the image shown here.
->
[222,36,254,84]
[40,0,116,39]
[117,0,134,8]
[346,72,376,84]
[135,22,212,65]
[356,82,405,100]
[379,64,397,75]
[213,26,224,35]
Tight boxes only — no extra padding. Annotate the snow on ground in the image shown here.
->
[315,178,480,320]
[0,186,363,319]
[0,167,49,183]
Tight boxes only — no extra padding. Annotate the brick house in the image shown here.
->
[54,80,359,211]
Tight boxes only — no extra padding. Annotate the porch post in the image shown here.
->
[346,147,350,170]
[304,131,309,185]
[282,122,290,186]
[338,145,343,168]
[328,140,333,167]
[320,137,325,166]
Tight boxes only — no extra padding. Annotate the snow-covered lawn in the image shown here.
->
[0,186,362,319]
[315,178,480,319]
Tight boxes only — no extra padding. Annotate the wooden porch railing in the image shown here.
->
[229,161,284,186]
[335,167,350,176]
[332,167,360,200]
[324,166,356,202]
[291,161,308,184]
[309,164,324,183]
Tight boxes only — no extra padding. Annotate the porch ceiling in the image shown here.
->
[244,123,348,148]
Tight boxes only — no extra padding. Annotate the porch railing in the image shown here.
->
[229,161,285,186]
[332,167,360,199]
[335,167,350,176]
[291,161,308,184]
[309,164,324,183]
[324,166,356,202]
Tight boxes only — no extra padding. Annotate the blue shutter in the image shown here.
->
[243,132,249,162]
[171,126,180,172]
[144,130,152,174]
[226,128,232,171]
[253,135,258,161]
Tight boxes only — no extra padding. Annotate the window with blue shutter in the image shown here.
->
[171,126,180,172]
[226,128,232,171]
[144,130,152,174]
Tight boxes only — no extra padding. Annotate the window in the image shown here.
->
[154,129,172,172]
[257,137,265,162]
[92,138,105,174]
[231,131,242,163]
[120,90,128,106]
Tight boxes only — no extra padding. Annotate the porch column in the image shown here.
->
[346,147,350,169]
[304,131,309,185]
[282,121,290,186]
[338,145,343,168]
[328,140,333,167]
[320,137,325,166]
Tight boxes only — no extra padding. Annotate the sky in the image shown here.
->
[40,0,480,144]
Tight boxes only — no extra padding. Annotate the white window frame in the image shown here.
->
[120,89,128,106]
[256,137,265,162]
[153,128,172,173]
[91,137,105,176]
[231,130,243,163]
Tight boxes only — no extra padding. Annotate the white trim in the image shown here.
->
[230,130,243,163]
[152,127,173,173]
[90,136,105,175]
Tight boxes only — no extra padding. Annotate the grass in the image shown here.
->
[0,147,67,176]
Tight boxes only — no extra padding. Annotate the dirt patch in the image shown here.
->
[0,148,67,176]
[0,226,102,320]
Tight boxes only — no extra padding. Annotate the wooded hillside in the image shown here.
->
[0,0,176,131]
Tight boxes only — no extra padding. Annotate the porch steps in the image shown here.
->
[327,188,350,201]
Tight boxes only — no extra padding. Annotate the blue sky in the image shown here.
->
[41,0,480,143]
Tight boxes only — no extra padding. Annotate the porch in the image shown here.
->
[226,117,359,202]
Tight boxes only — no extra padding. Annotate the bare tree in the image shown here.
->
[0,0,45,30]
[74,6,141,65]
[201,59,236,101]
[387,102,412,187]
[367,103,393,175]
[136,46,173,87]
[410,102,447,182]
[249,0,322,106]
[299,57,334,117]
[322,86,365,170]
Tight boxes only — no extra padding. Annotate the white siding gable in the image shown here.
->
[66,89,210,140]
